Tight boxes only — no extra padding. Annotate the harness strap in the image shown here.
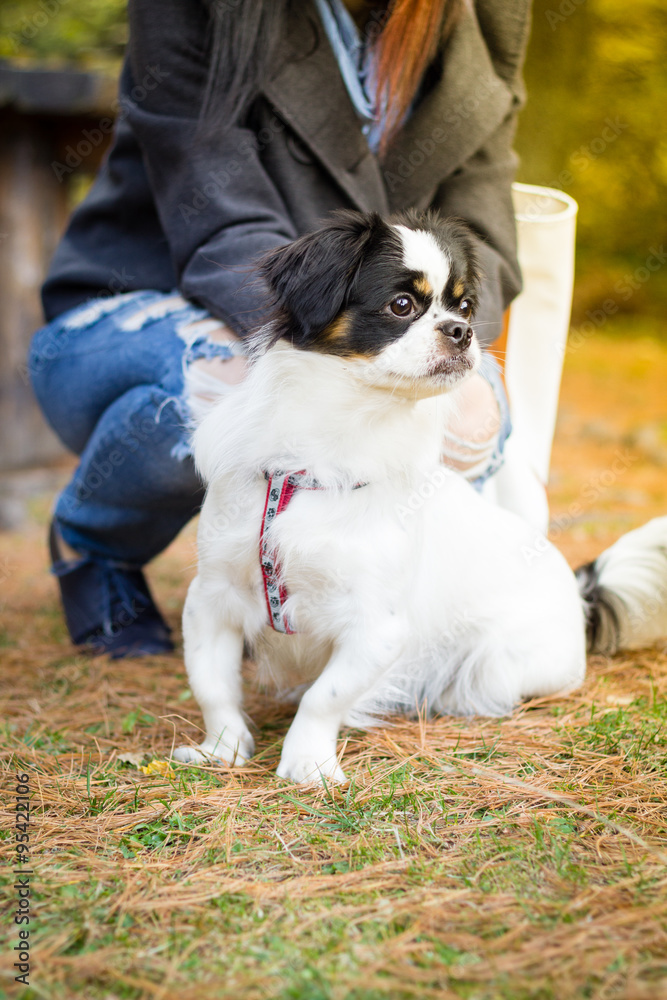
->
[259,471,367,634]
[259,471,323,634]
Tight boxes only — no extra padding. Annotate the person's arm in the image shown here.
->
[126,0,297,334]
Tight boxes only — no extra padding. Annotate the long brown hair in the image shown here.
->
[372,0,463,155]
[201,0,462,156]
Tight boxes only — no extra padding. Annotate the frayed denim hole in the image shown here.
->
[119,295,204,333]
[59,291,149,333]
[185,337,238,364]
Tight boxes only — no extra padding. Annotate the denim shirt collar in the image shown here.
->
[313,0,383,152]
[264,0,518,214]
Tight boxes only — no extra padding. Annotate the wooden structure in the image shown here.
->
[0,61,115,471]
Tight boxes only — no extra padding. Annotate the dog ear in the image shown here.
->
[259,211,383,346]
[439,217,483,305]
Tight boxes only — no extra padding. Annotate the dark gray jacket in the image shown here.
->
[42,0,532,345]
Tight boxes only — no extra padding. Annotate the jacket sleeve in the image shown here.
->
[126,0,297,334]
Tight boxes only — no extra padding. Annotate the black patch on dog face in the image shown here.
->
[259,209,481,359]
[393,208,482,319]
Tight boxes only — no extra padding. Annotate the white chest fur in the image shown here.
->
[177,343,587,784]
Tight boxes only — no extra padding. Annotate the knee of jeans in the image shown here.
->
[177,317,247,426]
[85,384,198,485]
[28,322,61,389]
[27,322,84,450]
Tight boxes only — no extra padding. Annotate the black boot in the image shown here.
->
[49,521,174,659]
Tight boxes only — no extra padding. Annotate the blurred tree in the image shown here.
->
[516,0,667,321]
[0,0,127,71]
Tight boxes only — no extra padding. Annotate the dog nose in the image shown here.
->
[436,320,472,350]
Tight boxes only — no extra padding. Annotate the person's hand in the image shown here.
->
[441,373,501,478]
[179,318,250,422]
[187,319,249,387]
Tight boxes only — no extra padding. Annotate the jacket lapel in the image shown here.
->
[264,2,390,215]
[382,3,515,211]
[265,1,515,217]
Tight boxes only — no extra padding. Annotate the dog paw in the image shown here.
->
[172,730,254,767]
[276,753,347,786]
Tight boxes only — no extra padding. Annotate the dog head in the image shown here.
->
[258,209,482,397]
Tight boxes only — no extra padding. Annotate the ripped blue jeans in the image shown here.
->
[29,290,510,566]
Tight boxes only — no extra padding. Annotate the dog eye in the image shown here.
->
[459,299,472,319]
[390,295,415,317]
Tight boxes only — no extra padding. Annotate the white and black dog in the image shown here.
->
[173,210,667,785]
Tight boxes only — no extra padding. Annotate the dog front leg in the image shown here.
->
[277,626,403,785]
[172,576,254,766]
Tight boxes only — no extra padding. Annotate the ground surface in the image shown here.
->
[1,331,666,1000]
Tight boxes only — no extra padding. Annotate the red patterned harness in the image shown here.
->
[259,471,366,634]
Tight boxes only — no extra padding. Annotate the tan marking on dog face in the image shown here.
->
[317,312,382,360]
[329,346,384,361]
[322,312,351,342]
[414,275,433,298]
[453,279,465,298]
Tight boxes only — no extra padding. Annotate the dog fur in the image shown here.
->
[172,211,667,784]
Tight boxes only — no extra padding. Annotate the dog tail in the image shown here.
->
[575,516,667,654]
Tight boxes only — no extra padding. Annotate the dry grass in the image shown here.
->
[1,330,667,1000]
